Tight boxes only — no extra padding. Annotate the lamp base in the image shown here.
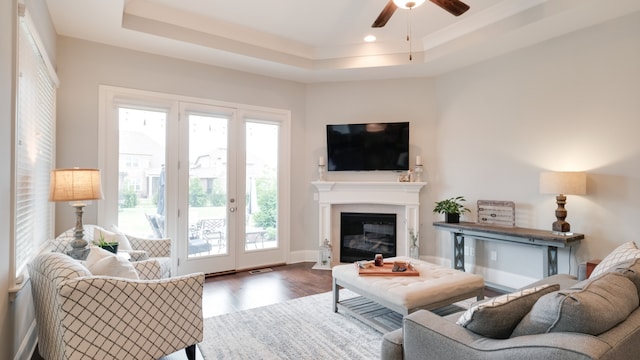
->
[67,243,90,260]
[552,220,570,233]
[67,205,90,260]
[68,237,89,260]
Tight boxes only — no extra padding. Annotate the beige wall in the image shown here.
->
[431,11,640,286]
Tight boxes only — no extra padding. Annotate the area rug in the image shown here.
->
[198,290,477,360]
[198,290,381,360]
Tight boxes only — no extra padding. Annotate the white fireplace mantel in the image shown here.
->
[312,181,426,267]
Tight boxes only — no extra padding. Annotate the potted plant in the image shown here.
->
[96,232,119,254]
[433,196,470,223]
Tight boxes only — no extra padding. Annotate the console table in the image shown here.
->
[433,222,584,277]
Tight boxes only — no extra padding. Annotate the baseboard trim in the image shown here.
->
[15,319,37,360]
[287,250,316,264]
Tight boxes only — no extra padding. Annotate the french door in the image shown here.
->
[99,86,290,275]
[178,104,288,274]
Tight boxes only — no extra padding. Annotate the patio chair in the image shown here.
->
[195,218,226,250]
[245,230,266,248]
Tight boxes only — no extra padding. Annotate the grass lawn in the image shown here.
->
[117,201,226,237]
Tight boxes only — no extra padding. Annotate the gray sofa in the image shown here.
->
[381,260,640,360]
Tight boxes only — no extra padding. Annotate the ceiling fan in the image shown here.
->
[372,0,470,28]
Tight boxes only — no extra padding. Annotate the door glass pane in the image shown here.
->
[245,121,278,251]
[117,108,166,238]
[188,114,228,257]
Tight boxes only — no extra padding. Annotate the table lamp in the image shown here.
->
[539,171,586,234]
[49,168,104,259]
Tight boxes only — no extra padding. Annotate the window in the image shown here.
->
[11,6,58,291]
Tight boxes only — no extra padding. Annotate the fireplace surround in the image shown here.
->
[312,181,426,267]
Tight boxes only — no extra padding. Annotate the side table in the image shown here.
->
[433,221,584,277]
[586,259,601,278]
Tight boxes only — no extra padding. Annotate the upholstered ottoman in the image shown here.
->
[332,256,484,332]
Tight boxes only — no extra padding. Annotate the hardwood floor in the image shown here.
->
[202,262,502,317]
[31,262,501,359]
[202,262,333,317]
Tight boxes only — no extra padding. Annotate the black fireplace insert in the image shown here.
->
[340,212,397,263]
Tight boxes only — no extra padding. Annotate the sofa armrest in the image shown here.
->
[381,328,404,360]
[127,235,171,258]
[121,249,149,262]
[57,273,204,360]
[399,310,612,360]
[132,258,166,279]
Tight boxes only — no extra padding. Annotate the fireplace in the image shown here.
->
[312,181,425,267]
[340,212,397,263]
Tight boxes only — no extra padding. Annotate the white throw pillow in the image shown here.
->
[590,241,640,278]
[85,247,139,280]
[94,227,133,251]
[110,224,133,250]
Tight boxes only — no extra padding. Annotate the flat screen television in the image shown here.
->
[326,122,409,171]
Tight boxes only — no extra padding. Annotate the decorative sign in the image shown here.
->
[477,200,515,227]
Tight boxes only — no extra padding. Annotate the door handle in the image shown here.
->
[229,197,236,212]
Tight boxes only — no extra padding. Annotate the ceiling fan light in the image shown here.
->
[393,0,426,10]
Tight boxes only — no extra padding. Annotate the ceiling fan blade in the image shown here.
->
[372,1,398,28]
[429,0,470,16]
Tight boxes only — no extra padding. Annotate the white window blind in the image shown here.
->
[13,8,58,282]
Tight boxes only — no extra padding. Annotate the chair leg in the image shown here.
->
[185,344,196,360]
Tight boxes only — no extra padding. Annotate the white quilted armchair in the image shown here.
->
[52,224,172,279]
[29,252,204,360]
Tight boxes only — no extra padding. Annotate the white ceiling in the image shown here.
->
[44,0,640,83]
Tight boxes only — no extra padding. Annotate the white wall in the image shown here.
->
[54,38,442,260]
[304,79,439,252]
[431,11,640,287]
[0,0,14,357]
[2,0,57,358]
[54,10,640,290]
[7,4,638,355]
[54,37,308,250]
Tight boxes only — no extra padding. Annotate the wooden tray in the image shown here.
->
[357,262,419,276]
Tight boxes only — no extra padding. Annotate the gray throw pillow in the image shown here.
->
[456,283,560,339]
[613,258,640,299]
[511,272,639,337]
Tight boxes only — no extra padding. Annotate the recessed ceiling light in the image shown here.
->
[364,35,376,43]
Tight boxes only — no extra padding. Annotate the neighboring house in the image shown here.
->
[119,130,164,199]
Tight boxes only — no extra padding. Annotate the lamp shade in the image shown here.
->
[393,0,426,9]
[49,168,104,202]
[539,171,587,195]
